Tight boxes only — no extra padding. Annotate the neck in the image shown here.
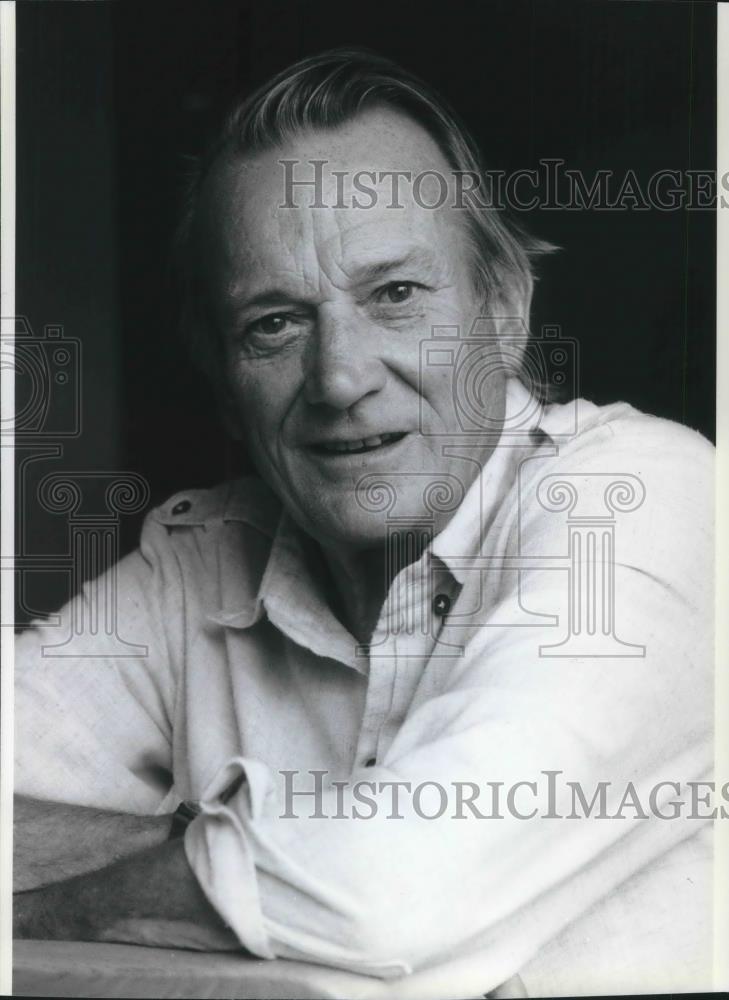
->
[320,530,430,644]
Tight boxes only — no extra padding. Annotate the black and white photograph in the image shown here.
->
[2,1,725,997]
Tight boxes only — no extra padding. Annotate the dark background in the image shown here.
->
[16,0,717,619]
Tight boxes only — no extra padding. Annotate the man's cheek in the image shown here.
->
[419,371,455,431]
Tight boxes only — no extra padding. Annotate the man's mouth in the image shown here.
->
[310,431,407,456]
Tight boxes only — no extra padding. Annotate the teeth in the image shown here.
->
[320,433,401,454]
[322,440,357,453]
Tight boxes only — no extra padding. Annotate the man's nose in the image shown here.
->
[303,310,386,411]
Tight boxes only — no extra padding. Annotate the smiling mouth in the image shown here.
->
[311,432,408,456]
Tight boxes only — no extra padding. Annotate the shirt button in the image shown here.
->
[433,593,451,616]
[364,757,376,767]
[172,499,191,515]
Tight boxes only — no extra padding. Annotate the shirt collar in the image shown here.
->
[207,492,365,671]
[204,478,281,630]
[258,513,365,671]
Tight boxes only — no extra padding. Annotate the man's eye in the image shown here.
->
[378,282,420,304]
[247,314,290,337]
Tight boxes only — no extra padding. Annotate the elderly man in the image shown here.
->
[14,50,714,997]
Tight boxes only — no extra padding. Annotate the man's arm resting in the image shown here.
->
[14,833,526,994]
[14,796,174,892]
[14,835,240,951]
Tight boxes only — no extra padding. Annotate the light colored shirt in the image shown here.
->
[15,379,715,997]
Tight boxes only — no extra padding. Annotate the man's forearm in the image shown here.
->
[13,815,527,994]
[14,796,173,892]
[14,836,240,951]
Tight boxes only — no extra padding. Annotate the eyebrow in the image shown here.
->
[349,247,438,283]
[230,247,438,313]
[232,289,301,312]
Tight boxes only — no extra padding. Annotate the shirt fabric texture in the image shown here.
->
[15,379,716,997]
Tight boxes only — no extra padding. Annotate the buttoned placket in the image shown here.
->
[352,548,461,769]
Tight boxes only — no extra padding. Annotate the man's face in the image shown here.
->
[201,107,516,550]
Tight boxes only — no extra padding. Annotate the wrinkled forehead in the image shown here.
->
[198,109,470,294]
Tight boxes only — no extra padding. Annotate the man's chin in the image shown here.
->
[301,509,392,553]
[285,471,462,552]
[297,502,453,556]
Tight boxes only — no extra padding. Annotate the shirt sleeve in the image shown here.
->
[14,511,181,814]
[183,417,715,983]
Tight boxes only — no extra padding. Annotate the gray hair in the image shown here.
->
[175,47,556,390]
